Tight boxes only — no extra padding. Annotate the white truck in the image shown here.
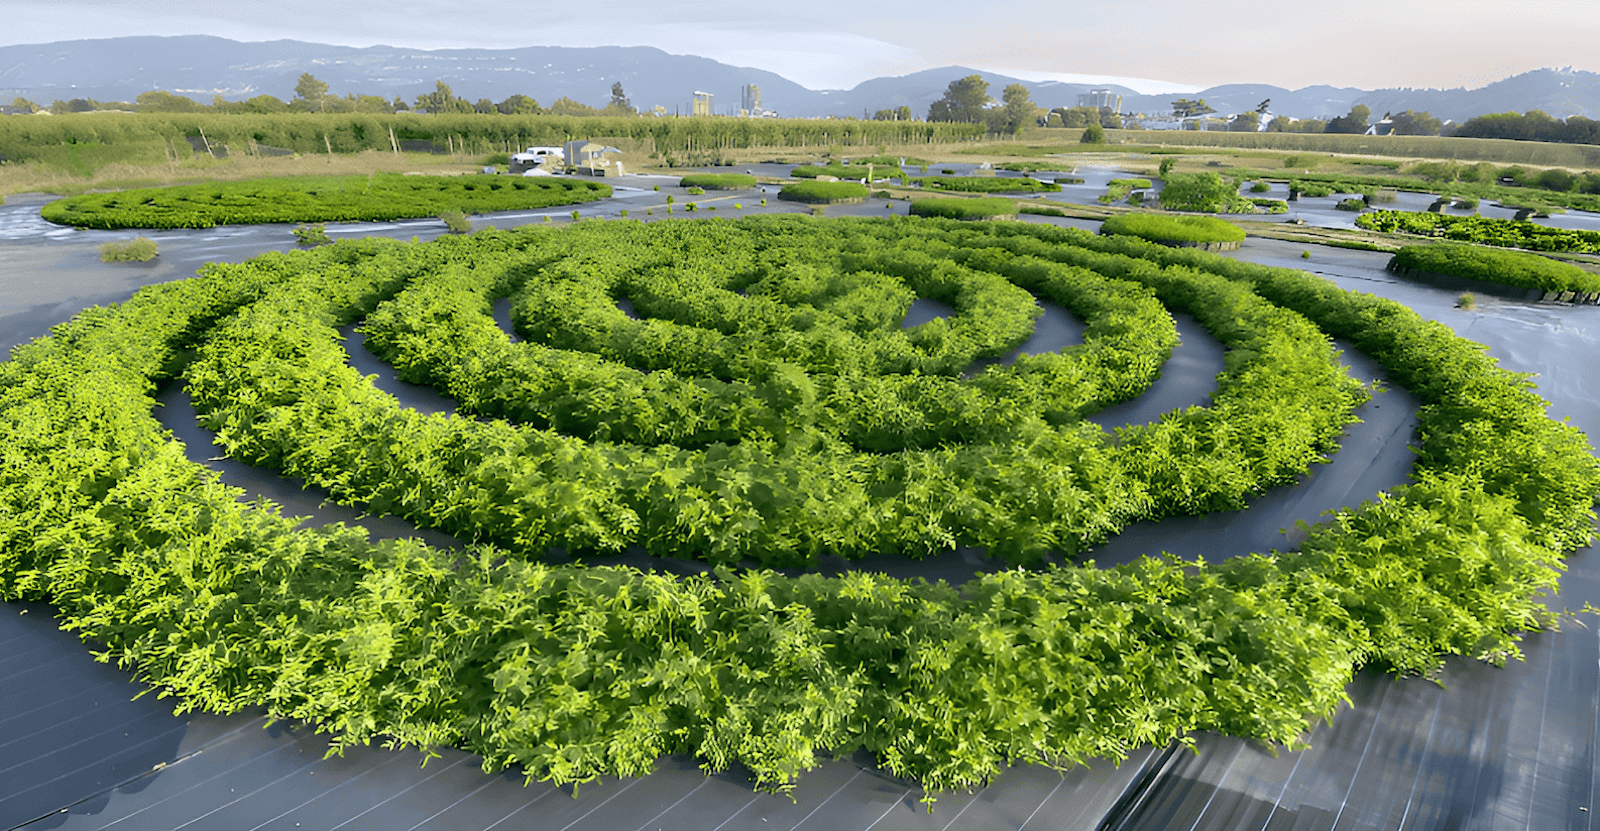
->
[510,146,564,174]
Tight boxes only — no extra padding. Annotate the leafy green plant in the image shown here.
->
[1357,210,1600,254]
[685,186,706,195]
[1389,243,1600,294]
[438,210,471,234]
[292,222,332,246]
[1158,172,1253,213]
[98,236,158,261]
[778,181,869,204]
[908,196,1016,220]
[1101,213,1245,244]
[1335,198,1366,211]
[679,173,757,189]
[1458,292,1476,309]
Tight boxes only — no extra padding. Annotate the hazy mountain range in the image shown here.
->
[1,36,1596,124]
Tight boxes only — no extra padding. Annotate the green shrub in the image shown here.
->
[1020,205,1068,217]
[42,174,610,230]
[1390,243,1600,294]
[1081,123,1106,144]
[1302,250,1311,259]
[1158,172,1254,213]
[1292,181,1337,198]
[1356,210,1600,253]
[913,176,1060,194]
[481,152,511,166]
[1283,155,1319,169]
[678,173,757,189]
[792,164,893,182]
[98,236,158,261]
[685,186,706,195]
[1458,292,1476,309]
[1250,198,1289,214]
[1101,213,1245,244]
[908,196,1017,220]
[1335,198,1366,211]
[778,180,869,204]
[1100,177,1153,204]
[438,210,471,234]
[292,223,332,246]
[1249,181,1271,193]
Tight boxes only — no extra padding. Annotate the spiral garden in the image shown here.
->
[1,215,1595,794]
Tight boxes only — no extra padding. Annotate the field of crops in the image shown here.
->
[39,173,610,229]
[1,216,1594,795]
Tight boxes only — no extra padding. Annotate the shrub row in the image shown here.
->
[777,181,869,203]
[1101,213,1246,245]
[913,176,1061,194]
[908,197,1018,220]
[1356,210,1600,254]
[1388,243,1600,294]
[677,173,758,190]
[41,174,611,230]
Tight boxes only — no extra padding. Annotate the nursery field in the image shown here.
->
[2,211,1595,805]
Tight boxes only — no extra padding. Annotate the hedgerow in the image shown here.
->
[0,217,1593,797]
[1388,243,1600,294]
[1356,210,1600,254]
[1101,213,1246,244]
[40,173,611,230]
[678,173,756,189]
[909,197,1018,220]
[913,176,1061,194]
[778,181,869,203]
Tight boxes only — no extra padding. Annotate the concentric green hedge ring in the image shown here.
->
[183,217,1367,565]
[2,216,1594,796]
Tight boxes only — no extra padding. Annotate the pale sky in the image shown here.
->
[4,0,1598,93]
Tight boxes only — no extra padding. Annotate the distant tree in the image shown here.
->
[547,96,600,116]
[63,98,96,113]
[136,90,206,112]
[496,94,541,115]
[348,94,392,114]
[1387,109,1442,136]
[1227,111,1259,132]
[415,81,472,114]
[927,75,993,123]
[608,82,633,113]
[392,96,410,112]
[1081,123,1106,144]
[1266,114,1293,132]
[872,108,896,121]
[999,83,1038,134]
[293,73,330,112]
[474,98,496,114]
[1050,106,1101,128]
[9,97,39,113]
[1171,98,1215,118]
[1325,104,1371,134]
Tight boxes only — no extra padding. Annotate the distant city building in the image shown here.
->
[692,91,713,117]
[741,85,763,117]
[1078,89,1115,110]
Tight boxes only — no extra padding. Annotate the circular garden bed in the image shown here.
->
[2,215,1593,795]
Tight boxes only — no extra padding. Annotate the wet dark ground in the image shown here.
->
[2,186,1599,830]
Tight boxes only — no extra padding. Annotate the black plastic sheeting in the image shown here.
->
[3,197,1599,829]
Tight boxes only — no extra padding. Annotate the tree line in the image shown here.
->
[6,73,639,118]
